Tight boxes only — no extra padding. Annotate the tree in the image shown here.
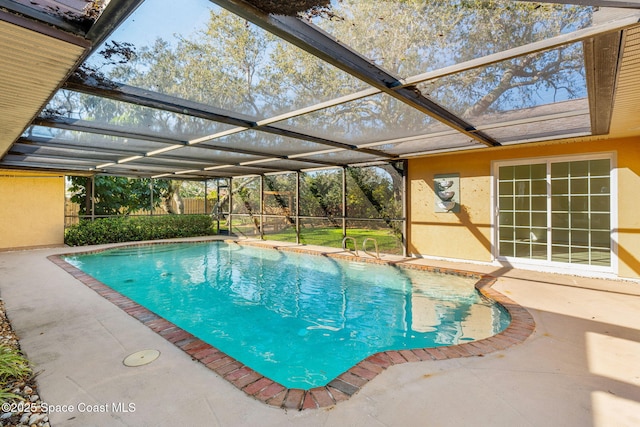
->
[69,176,171,216]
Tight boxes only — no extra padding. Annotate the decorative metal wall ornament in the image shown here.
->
[434,173,460,213]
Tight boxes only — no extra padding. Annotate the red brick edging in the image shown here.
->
[48,240,535,410]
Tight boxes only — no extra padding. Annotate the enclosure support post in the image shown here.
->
[215,180,220,233]
[259,175,264,240]
[149,179,154,216]
[90,175,95,221]
[341,167,347,238]
[228,178,233,236]
[204,179,207,215]
[402,161,408,257]
[295,171,300,245]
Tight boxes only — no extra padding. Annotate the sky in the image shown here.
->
[100,0,214,49]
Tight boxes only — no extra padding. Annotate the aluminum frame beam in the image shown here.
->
[63,79,396,159]
[34,115,349,170]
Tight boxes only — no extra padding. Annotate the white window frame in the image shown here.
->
[491,152,618,277]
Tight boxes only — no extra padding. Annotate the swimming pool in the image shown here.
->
[63,241,510,390]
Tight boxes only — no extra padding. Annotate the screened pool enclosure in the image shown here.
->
[2,0,639,257]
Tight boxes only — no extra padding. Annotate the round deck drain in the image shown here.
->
[123,349,160,367]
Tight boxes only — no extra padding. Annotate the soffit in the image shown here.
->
[609,24,640,137]
[0,18,85,158]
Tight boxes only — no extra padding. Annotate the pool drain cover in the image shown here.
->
[123,349,160,367]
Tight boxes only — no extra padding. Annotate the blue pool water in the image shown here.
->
[65,242,510,389]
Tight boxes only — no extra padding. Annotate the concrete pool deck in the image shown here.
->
[1,237,639,426]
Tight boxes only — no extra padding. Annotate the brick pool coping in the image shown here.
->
[48,240,535,411]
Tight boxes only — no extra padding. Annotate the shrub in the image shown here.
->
[64,215,217,246]
[0,345,32,404]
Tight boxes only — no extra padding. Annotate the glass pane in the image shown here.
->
[531,163,546,179]
[571,247,591,264]
[591,213,610,230]
[531,196,547,211]
[591,195,610,212]
[531,243,547,260]
[514,197,530,210]
[571,178,589,194]
[499,196,514,210]
[591,231,610,247]
[500,241,514,257]
[571,212,589,229]
[590,249,611,266]
[552,245,570,262]
[532,212,547,227]
[515,242,531,258]
[499,181,513,196]
[551,162,569,178]
[552,196,569,211]
[499,227,514,241]
[531,228,547,243]
[590,159,610,176]
[514,181,530,196]
[551,178,569,194]
[552,229,570,245]
[571,230,589,245]
[552,213,569,228]
[591,177,610,194]
[499,212,514,226]
[531,180,547,194]
[571,160,590,176]
[515,212,530,227]
[515,165,531,180]
[571,195,589,211]
[499,166,515,180]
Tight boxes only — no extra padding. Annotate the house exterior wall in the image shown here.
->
[407,137,640,280]
[0,170,65,249]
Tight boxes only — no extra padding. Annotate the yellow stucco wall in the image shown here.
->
[408,137,640,280]
[0,170,65,249]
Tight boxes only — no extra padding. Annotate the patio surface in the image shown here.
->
[1,237,639,427]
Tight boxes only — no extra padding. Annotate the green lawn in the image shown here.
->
[260,226,403,255]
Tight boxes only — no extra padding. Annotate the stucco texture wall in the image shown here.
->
[407,137,640,280]
[0,171,64,249]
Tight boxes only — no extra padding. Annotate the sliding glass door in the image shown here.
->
[496,156,612,270]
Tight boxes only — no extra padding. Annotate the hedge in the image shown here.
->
[64,215,217,246]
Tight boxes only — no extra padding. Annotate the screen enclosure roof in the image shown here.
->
[1,0,640,180]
